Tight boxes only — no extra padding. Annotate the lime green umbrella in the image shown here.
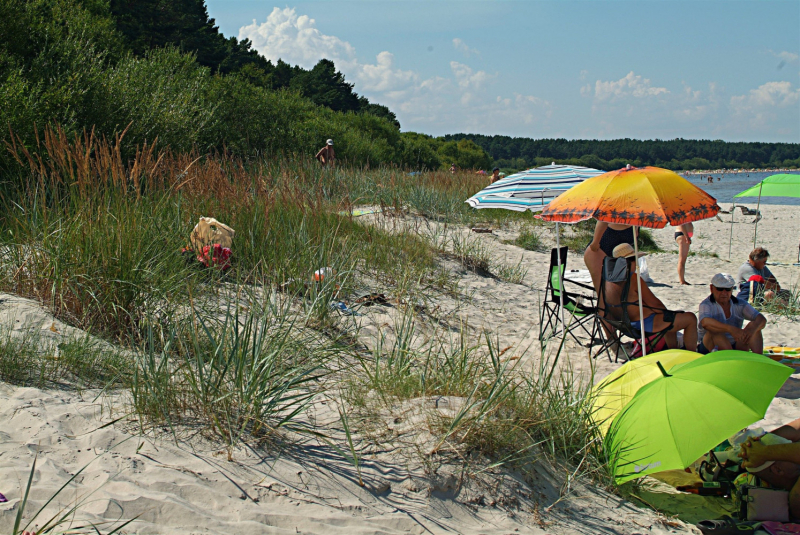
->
[733,173,800,249]
[607,350,792,484]
[735,174,800,199]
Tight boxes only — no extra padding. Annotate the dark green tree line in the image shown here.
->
[445,134,800,171]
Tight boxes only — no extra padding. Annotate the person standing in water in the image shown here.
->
[675,222,694,285]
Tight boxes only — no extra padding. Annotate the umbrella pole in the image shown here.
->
[728,202,735,260]
[634,227,647,357]
[753,182,763,249]
[556,222,565,331]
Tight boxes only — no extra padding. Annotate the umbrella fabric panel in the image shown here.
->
[610,375,765,483]
[607,350,792,483]
[465,194,555,211]
[592,349,701,435]
[465,164,605,212]
[539,166,720,228]
[735,174,800,198]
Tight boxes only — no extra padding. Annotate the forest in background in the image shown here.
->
[445,134,800,172]
[0,0,798,173]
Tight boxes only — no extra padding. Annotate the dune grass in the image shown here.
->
[349,310,607,483]
[0,127,612,509]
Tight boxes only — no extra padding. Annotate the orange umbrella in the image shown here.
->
[539,165,719,227]
[539,165,719,357]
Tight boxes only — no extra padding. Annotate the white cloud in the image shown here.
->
[452,38,479,57]
[590,71,670,101]
[577,70,799,141]
[769,50,800,64]
[239,8,550,135]
[354,52,417,92]
[729,81,800,130]
[239,7,354,69]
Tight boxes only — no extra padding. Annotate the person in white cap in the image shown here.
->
[697,272,766,355]
[605,243,698,351]
[315,139,335,167]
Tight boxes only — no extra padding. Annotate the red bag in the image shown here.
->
[631,334,668,359]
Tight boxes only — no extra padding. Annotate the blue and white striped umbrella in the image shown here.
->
[465,163,606,212]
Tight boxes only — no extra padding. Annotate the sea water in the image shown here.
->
[682,170,800,206]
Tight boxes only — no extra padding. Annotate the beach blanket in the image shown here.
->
[764,347,800,371]
[638,472,735,524]
[337,207,383,217]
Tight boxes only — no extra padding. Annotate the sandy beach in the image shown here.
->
[2,203,800,534]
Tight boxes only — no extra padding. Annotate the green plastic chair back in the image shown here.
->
[550,265,586,317]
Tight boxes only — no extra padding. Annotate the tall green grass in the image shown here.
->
[0,126,615,507]
[132,294,339,450]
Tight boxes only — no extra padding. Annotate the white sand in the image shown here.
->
[3,203,800,533]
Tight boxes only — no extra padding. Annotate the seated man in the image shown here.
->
[740,421,800,519]
[602,244,698,351]
[736,247,789,304]
[698,273,766,355]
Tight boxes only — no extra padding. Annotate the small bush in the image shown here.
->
[514,228,544,251]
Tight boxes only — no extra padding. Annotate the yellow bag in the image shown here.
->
[190,217,235,252]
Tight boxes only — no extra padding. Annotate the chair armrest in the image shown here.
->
[562,278,596,292]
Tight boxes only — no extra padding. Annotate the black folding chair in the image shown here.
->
[594,256,680,362]
[539,247,599,346]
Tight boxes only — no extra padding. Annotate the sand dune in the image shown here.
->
[3,204,800,533]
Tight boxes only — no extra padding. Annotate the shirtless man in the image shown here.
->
[601,243,698,351]
[315,139,335,167]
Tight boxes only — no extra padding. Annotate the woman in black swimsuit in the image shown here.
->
[583,221,635,292]
[674,222,693,285]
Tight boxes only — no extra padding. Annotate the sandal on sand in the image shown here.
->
[696,516,756,534]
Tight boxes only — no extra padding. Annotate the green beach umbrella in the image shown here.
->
[735,173,800,199]
[733,173,800,249]
[607,350,792,484]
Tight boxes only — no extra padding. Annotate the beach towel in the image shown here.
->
[763,521,800,535]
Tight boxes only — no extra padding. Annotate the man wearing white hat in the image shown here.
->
[697,272,767,355]
[315,139,335,168]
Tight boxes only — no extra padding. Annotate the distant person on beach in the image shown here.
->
[315,139,335,168]
[736,247,790,304]
[674,222,693,285]
[584,221,635,292]
[697,273,766,355]
[490,167,501,184]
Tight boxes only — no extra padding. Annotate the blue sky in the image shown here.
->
[205,1,800,142]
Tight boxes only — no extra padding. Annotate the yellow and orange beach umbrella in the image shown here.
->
[539,165,720,228]
[539,165,719,356]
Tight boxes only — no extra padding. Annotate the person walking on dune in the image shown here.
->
[316,139,335,168]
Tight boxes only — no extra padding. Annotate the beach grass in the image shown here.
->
[0,126,613,507]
